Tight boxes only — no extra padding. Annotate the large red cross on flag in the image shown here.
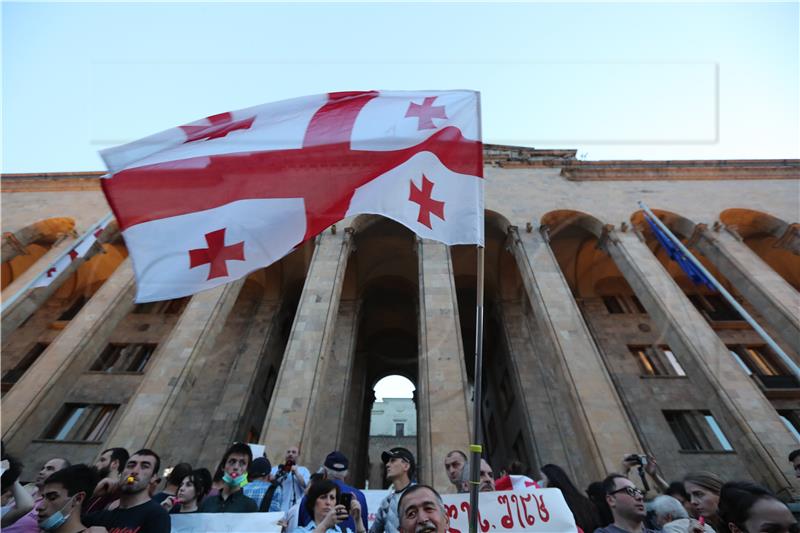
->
[100,90,483,302]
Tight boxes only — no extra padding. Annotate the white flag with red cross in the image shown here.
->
[100,90,483,303]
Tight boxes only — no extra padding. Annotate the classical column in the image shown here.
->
[510,228,642,480]
[103,279,245,452]
[2,258,136,442]
[690,225,800,354]
[602,229,799,498]
[259,230,352,467]
[416,239,471,489]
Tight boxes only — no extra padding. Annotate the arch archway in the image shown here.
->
[1,217,77,291]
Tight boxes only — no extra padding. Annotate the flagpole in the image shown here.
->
[639,201,800,381]
[0,212,114,314]
[468,90,485,533]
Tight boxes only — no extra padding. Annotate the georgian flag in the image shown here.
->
[100,91,483,303]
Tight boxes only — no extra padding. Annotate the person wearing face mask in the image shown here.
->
[293,479,365,533]
[718,481,797,533]
[199,442,258,512]
[36,464,108,533]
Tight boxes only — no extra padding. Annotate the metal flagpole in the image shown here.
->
[468,245,485,533]
[1,211,114,314]
[639,201,800,381]
[469,90,485,533]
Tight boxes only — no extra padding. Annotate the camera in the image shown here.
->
[624,454,648,467]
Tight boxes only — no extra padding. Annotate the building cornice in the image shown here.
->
[560,159,800,181]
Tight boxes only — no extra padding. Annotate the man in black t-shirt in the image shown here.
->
[85,448,170,533]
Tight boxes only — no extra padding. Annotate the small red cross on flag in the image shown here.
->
[100,90,483,302]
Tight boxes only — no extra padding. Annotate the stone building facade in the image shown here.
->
[2,147,799,499]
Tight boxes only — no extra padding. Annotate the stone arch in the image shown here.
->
[1,217,77,291]
[720,208,790,239]
[630,208,696,239]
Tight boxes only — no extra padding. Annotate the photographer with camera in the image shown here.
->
[292,479,365,533]
[272,445,311,512]
[620,453,668,495]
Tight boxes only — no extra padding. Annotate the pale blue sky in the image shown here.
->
[2,1,798,173]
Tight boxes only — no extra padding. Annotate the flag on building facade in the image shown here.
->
[643,212,715,290]
[100,91,484,303]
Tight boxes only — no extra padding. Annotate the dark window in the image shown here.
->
[603,296,625,314]
[630,295,647,314]
[778,411,800,442]
[90,344,157,373]
[43,403,119,441]
[689,294,741,322]
[629,345,685,377]
[395,423,405,437]
[2,343,49,393]
[133,297,189,315]
[664,410,733,452]
[58,296,87,321]
[603,295,646,314]
[728,345,799,388]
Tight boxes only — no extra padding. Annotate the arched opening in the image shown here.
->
[720,209,800,290]
[1,217,76,291]
[367,375,417,489]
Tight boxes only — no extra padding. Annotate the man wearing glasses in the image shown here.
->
[595,474,657,533]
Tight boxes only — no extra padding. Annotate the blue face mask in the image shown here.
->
[39,497,74,531]
[223,472,248,488]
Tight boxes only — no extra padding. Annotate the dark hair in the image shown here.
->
[586,481,613,527]
[541,465,600,533]
[789,449,800,462]
[167,462,193,487]
[221,442,252,468]
[506,460,527,476]
[601,473,628,495]
[665,481,689,501]
[718,481,781,533]
[446,450,467,461]
[398,484,445,518]
[44,464,98,502]
[102,448,130,474]
[305,479,340,517]
[185,468,212,503]
[130,448,161,477]
[1,452,23,493]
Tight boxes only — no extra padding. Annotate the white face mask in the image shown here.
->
[39,496,75,531]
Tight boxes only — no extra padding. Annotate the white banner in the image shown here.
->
[170,489,576,533]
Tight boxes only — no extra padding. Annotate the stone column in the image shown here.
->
[416,239,471,489]
[602,229,799,498]
[1,258,136,442]
[691,225,800,354]
[104,279,245,452]
[260,230,352,467]
[510,228,642,480]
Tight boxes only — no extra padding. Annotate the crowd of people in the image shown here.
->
[1,440,798,533]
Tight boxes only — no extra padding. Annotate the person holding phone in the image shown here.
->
[292,479,364,533]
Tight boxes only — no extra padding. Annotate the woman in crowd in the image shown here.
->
[684,472,724,531]
[539,464,601,533]
[162,468,212,514]
[717,481,797,533]
[293,479,365,533]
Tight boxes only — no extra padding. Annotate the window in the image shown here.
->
[90,344,157,373]
[629,345,685,377]
[778,411,800,443]
[603,295,646,314]
[664,410,734,452]
[395,423,405,437]
[2,343,49,394]
[43,404,119,441]
[133,297,189,315]
[688,294,741,322]
[728,345,799,388]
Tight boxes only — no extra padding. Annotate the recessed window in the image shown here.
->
[133,297,189,315]
[2,343,49,394]
[43,403,119,442]
[727,345,798,388]
[395,423,405,437]
[603,295,646,314]
[688,294,741,322]
[664,410,734,452]
[629,345,685,377]
[90,344,157,373]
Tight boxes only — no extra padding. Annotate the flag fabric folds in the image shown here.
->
[100,91,484,302]
[643,213,715,290]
